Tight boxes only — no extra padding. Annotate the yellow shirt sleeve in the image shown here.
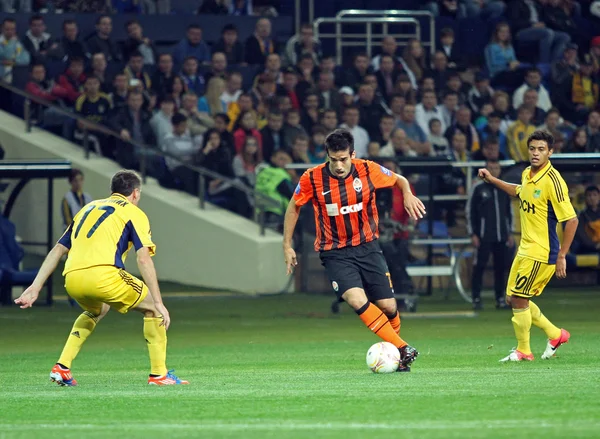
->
[548,170,576,222]
[128,208,156,256]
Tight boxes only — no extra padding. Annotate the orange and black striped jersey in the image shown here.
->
[293,159,398,252]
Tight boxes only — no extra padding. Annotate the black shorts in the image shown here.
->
[319,240,394,301]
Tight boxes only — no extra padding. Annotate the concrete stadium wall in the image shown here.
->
[0,111,289,294]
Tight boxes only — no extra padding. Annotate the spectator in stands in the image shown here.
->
[438,130,469,226]
[179,56,205,97]
[573,185,600,253]
[288,133,311,165]
[445,72,468,106]
[88,52,109,93]
[435,91,458,129]
[282,108,305,148]
[279,66,300,109]
[394,74,417,105]
[491,90,513,133]
[317,71,341,114]
[401,39,426,85]
[382,127,416,158]
[478,111,508,156]
[227,92,253,130]
[57,57,86,106]
[507,105,536,161]
[541,0,577,36]
[538,107,575,140]
[585,110,600,151]
[233,135,260,187]
[111,0,141,13]
[367,141,381,157]
[261,53,282,84]
[122,19,156,66]
[151,53,175,97]
[230,0,254,16]
[199,76,227,115]
[428,51,452,94]
[371,36,400,72]
[111,90,156,169]
[416,89,444,136]
[320,108,338,134]
[397,103,431,156]
[261,110,285,161]
[204,52,228,84]
[339,105,369,158]
[109,72,129,110]
[233,110,262,154]
[388,93,405,126]
[221,71,243,109]
[424,0,468,18]
[517,88,546,126]
[300,91,319,135]
[255,149,294,227]
[295,54,316,100]
[74,75,113,157]
[472,136,507,161]
[85,15,121,62]
[557,55,598,124]
[25,62,69,127]
[124,52,151,91]
[467,159,513,310]
[213,113,233,149]
[0,18,30,85]
[211,24,244,65]
[168,75,185,109]
[179,91,213,136]
[198,0,228,14]
[150,96,175,143]
[373,113,395,146]
[309,125,327,163]
[429,118,450,156]
[23,14,55,63]
[1,0,30,12]
[375,54,399,104]
[485,22,522,88]
[566,127,589,152]
[173,24,210,66]
[284,23,322,67]
[48,19,86,62]
[590,36,600,75]
[468,72,494,118]
[245,17,276,65]
[252,72,277,109]
[551,43,579,88]
[61,168,92,229]
[506,0,571,63]
[343,52,372,90]
[513,68,552,112]
[444,106,480,153]
[354,83,384,139]
[161,112,202,194]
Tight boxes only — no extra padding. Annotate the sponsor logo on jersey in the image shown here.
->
[294,183,301,195]
[380,165,392,177]
[325,203,364,216]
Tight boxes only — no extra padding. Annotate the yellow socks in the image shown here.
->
[511,307,532,355]
[529,300,561,340]
[144,317,168,376]
[57,311,98,368]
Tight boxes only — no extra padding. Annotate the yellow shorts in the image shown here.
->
[506,255,555,298]
[65,266,148,315]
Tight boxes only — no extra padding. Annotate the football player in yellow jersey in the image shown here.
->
[478,131,578,362]
[15,170,188,386]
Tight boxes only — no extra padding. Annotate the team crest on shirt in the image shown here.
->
[380,165,392,177]
[353,178,363,192]
[294,183,301,195]
[533,189,542,199]
[332,281,339,292]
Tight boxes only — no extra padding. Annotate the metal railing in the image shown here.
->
[2,81,281,236]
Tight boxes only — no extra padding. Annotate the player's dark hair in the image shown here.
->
[527,130,554,150]
[585,185,600,195]
[69,168,83,183]
[325,129,355,154]
[110,170,141,196]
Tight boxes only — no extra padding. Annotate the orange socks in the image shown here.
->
[356,302,407,349]
[388,311,401,334]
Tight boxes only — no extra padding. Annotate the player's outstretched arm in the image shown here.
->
[556,216,579,279]
[478,169,519,198]
[136,247,170,329]
[14,244,69,309]
[394,173,426,220]
[283,198,301,275]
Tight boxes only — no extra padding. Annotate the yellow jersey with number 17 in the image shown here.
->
[515,161,576,265]
[58,193,156,275]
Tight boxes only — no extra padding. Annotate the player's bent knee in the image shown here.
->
[341,288,369,310]
[375,298,397,316]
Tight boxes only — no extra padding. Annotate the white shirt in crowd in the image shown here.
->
[415,103,446,136]
[512,83,552,112]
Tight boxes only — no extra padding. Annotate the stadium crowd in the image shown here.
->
[1,0,600,229]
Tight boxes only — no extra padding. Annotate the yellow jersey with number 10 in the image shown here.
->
[515,161,576,264]
[58,193,156,275]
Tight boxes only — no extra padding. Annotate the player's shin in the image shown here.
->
[387,311,401,335]
[511,307,532,355]
[57,311,98,368]
[356,302,407,348]
[529,300,561,340]
[144,317,168,376]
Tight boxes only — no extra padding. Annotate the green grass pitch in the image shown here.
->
[1,288,599,439]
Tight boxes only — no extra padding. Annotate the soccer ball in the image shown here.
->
[366,342,400,373]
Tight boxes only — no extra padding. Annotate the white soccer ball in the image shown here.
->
[366,342,400,373]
